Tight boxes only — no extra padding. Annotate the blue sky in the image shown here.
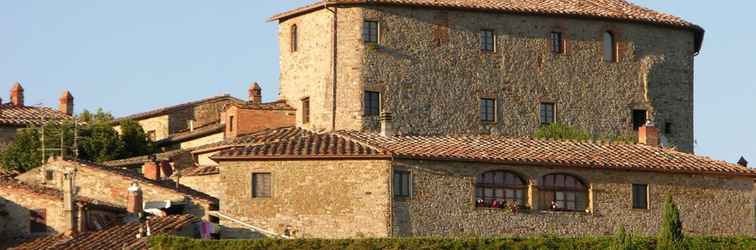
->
[1,1,753,163]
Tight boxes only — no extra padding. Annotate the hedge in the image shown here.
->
[150,235,756,250]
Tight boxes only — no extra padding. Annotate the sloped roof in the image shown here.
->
[212,130,756,178]
[0,177,125,212]
[0,103,72,126]
[226,100,296,111]
[270,0,704,52]
[155,122,225,147]
[9,215,197,250]
[180,165,219,177]
[113,95,244,122]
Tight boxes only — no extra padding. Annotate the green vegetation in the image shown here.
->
[657,195,684,250]
[534,123,636,143]
[149,235,756,250]
[1,109,156,172]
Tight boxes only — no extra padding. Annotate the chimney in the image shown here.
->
[59,90,74,116]
[143,160,161,181]
[10,82,24,106]
[127,182,143,214]
[737,156,748,167]
[380,112,394,137]
[249,82,262,104]
[62,170,78,235]
[638,121,659,147]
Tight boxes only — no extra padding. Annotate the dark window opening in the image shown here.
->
[290,25,298,52]
[30,209,46,233]
[540,103,555,126]
[480,30,495,52]
[228,116,235,133]
[44,170,54,181]
[550,32,564,54]
[603,31,617,62]
[252,173,272,198]
[393,170,411,198]
[632,110,647,130]
[363,21,379,44]
[539,174,588,212]
[664,122,673,135]
[301,97,310,124]
[364,91,381,116]
[475,171,527,208]
[480,98,496,122]
[632,184,648,209]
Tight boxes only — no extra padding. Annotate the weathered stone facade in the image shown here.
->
[219,159,393,238]
[278,6,696,152]
[176,174,221,201]
[0,188,67,239]
[179,132,224,149]
[222,105,296,139]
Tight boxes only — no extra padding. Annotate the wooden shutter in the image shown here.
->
[252,173,272,198]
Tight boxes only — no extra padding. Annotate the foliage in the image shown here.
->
[118,119,155,157]
[149,235,756,250]
[534,123,591,141]
[610,226,636,250]
[0,128,43,172]
[77,122,126,163]
[657,194,684,250]
[77,108,114,124]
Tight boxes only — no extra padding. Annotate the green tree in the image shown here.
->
[119,119,154,158]
[610,225,636,250]
[1,128,42,172]
[78,122,126,162]
[78,108,113,124]
[657,194,684,250]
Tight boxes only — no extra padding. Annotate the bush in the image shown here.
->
[610,226,636,250]
[657,195,684,250]
[534,123,591,141]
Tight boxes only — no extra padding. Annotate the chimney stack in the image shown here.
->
[127,182,143,214]
[249,82,262,104]
[143,160,161,181]
[10,82,24,107]
[638,121,659,147]
[62,170,78,235]
[380,112,394,137]
[59,90,74,116]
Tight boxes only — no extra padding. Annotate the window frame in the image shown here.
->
[363,20,380,44]
[539,173,588,212]
[480,98,496,123]
[393,170,411,199]
[475,170,528,208]
[632,184,649,209]
[251,173,272,198]
[550,31,564,54]
[290,24,298,53]
[603,31,618,63]
[364,91,381,117]
[228,115,235,133]
[480,29,495,52]
[539,102,556,126]
[301,97,310,124]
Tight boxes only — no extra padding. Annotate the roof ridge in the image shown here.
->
[113,94,245,122]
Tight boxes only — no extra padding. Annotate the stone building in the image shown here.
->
[271,0,703,152]
[0,82,74,148]
[211,121,755,238]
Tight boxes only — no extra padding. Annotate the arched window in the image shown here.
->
[539,174,588,212]
[290,24,298,52]
[475,171,527,208]
[603,31,617,62]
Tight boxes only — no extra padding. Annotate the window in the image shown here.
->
[480,98,496,122]
[539,174,588,212]
[632,109,647,131]
[146,130,156,141]
[364,91,381,116]
[550,32,564,54]
[475,171,527,208]
[252,173,271,198]
[290,25,298,52]
[539,103,555,126]
[301,97,310,124]
[30,209,46,233]
[603,31,617,62]
[393,170,411,198]
[44,170,54,181]
[480,30,495,52]
[228,116,235,133]
[632,184,648,209]
[363,21,379,44]
[664,122,673,135]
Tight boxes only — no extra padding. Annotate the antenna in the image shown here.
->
[73,116,79,160]
[37,103,64,163]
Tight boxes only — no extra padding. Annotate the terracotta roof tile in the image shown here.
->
[180,165,219,177]
[212,132,389,160]
[156,122,225,146]
[0,176,126,211]
[0,103,72,126]
[102,149,187,167]
[113,95,244,122]
[10,215,198,250]
[227,100,296,111]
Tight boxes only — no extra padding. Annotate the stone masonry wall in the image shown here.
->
[223,106,296,139]
[279,6,695,152]
[219,159,392,238]
[177,174,222,201]
[392,159,753,237]
[0,188,65,240]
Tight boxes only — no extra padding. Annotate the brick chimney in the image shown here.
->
[638,121,659,147]
[59,90,74,116]
[143,160,161,181]
[380,112,394,137]
[62,170,78,235]
[10,82,24,106]
[127,182,143,214]
[249,82,262,104]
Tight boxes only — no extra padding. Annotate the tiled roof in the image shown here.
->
[227,100,296,111]
[0,103,72,126]
[180,165,219,177]
[0,176,126,212]
[113,95,245,122]
[156,122,225,146]
[102,150,188,167]
[213,130,756,178]
[270,0,704,52]
[10,215,198,250]
[192,126,314,154]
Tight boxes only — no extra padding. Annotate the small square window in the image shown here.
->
[301,97,310,124]
[480,98,496,122]
[540,103,555,126]
[480,30,495,52]
[252,173,272,198]
[632,110,647,131]
[550,32,564,54]
[393,170,411,198]
[363,21,379,44]
[632,184,648,209]
[44,170,54,181]
[364,91,381,116]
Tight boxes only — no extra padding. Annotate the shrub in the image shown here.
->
[610,226,636,250]
[657,194,684,250]
[534,123,591,141]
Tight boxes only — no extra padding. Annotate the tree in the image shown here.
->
[657,194,684,250]
[78,122,126,163]
[119,119,154,158]
[1,128,42,172]
[611,225,636,250]
[78,108,114,124]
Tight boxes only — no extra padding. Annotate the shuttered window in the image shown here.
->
[632,184,648,209]
[480,98,496,122]
[540,103,555,126]
[603,31,617,62]
[30,209,47,233]
[393,171,411,198]
[480,30,495,52]
[550,32,564,54]
[252,173,272,198]
[302,97,310,124]
[291,25,298,52]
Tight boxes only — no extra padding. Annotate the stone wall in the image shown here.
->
[177,174,222,200]
[392,159,753,237]
[0,188,65,239]
[278,6,695,152]
[219,159,392,238]
[180,132,224,149]
[223,106,296,139]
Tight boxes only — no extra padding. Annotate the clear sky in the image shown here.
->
[1,1,753,163]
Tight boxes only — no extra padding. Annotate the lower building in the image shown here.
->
[211,121,755,238]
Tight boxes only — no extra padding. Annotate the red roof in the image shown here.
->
[212,131,755,178]
[180,165,219,177]
[0,103,72,126]
[270,0,704,52]
[226,100,296,111]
